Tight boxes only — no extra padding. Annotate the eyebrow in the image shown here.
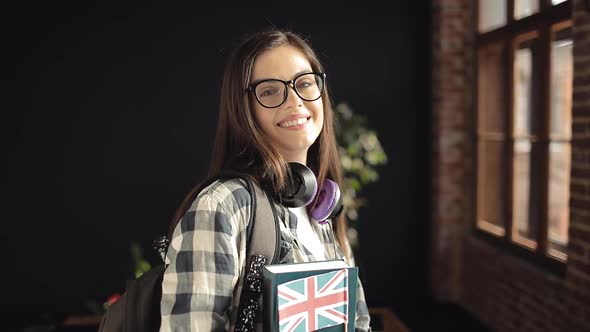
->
[250,70,313,85]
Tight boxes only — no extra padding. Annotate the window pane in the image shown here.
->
[514,38,540,137]
[512,140,540,250]
[478,43,507,134]
[477,140,507,236]
[479,0,507,33]
[548,142,570,261]
[550,29,573,139]
[512,37,540,250]
[515,0,539,20]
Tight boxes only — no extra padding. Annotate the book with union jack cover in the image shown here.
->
[262,259,358,332]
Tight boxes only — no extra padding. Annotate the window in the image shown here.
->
[475,0,572,270]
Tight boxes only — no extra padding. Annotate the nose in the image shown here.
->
[283,82,302,108]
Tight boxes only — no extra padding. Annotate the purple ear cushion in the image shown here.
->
[310,179,339,222]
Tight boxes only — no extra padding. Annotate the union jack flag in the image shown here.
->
[277,268,349,332]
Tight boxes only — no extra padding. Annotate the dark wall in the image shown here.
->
[7,1,432,323]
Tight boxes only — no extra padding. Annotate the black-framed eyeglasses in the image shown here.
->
[246,72,326,108]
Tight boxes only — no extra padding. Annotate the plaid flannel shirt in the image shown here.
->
[160,178,371,332]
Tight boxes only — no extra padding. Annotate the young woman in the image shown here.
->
[160,28,371,332]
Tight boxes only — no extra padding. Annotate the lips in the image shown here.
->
[277,115,311,128]
[278,117,311,128]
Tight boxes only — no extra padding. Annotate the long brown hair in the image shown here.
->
[169,28,350,259]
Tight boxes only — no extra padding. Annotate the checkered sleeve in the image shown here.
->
[159,179,251,332]
[343,240,372,332]
[354,277,371,332]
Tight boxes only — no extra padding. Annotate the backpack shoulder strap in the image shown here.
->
[214,172,279,332]
[244,176,280,265]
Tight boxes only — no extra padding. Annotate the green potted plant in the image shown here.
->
[333,102,388,250]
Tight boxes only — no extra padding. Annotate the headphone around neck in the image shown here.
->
[281,162,344,224]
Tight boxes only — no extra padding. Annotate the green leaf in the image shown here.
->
[360,168,379,184]
[349,178,362,191]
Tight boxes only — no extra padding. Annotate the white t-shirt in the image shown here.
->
[289,206,326,260]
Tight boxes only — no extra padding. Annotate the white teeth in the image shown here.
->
[279,117,308,128]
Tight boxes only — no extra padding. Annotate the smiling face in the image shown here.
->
[250,45,324,164]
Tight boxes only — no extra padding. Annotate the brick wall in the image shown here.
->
[431,0,473,302]
[571,0,590,285]
[431,0,590,330]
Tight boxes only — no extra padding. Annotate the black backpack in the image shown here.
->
[98,172,280,332]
